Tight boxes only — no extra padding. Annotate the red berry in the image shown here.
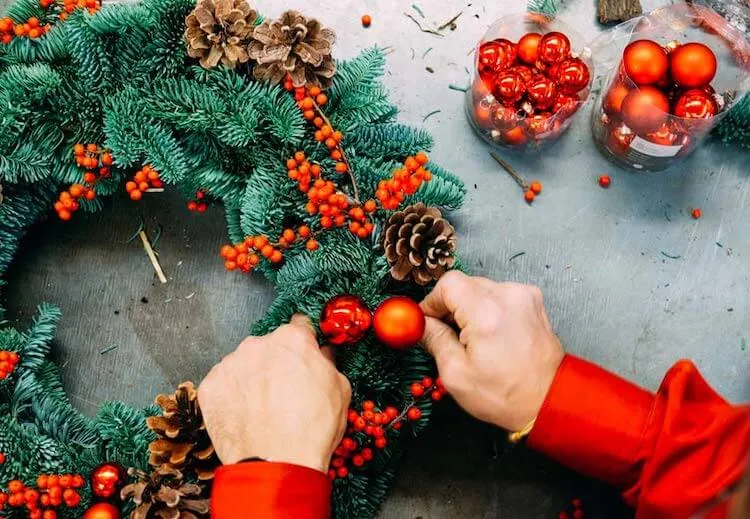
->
[410,382,425,397]
[530,181,543,195]
[352,455,365,467]
[336,466,349,478]
[374,437,387,449]
[362,400,375,411]
[431,390,443,401]
[361,448,374,461]
[407,407,422,421]
[524,190,535,203]
[572,510,584,519]
[691,208,702,219]
[342,437,357,451]
[421,377,433,389]
[347,409,359,423]
[328,469,336,480]
[384,406,399,422]
[353,417,366,431]
[598,175,611,188]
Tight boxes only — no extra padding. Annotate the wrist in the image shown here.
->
[223,445,330,474]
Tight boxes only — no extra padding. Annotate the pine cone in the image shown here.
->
[184,0,258,69]
[384,203,457,286]
[146,382,219,482]
[121,467,210,519]
[248,10,336,88]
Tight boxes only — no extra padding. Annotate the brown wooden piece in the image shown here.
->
[598,0,643,23]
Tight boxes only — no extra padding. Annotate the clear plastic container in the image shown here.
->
[466,12,594,153]
[590,3,750,171]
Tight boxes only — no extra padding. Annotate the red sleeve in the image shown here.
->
[528,354,750,519]
[211,462,331,519]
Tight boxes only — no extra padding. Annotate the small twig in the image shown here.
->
[421,47,433,59]
[438,11,463,31]
[145,188,164,193]
[411,3,425,18]
[489,152,528,190]
[139,230,167,283]
[660,251,682,260]
[99,345,118,355]
[422,109,441,122]
[425,66,435,74]
[404,12,444,37]
[448,84,469,92]
[312,99,360,203]
[508,251,526,262]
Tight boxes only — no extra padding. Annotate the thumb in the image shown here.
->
[422,316,467,373]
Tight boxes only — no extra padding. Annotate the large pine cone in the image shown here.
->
[248,10,336,88]
[384,203,457,286]
[184,0,258,69]
[146,382,219,482]
[121,467,210,519]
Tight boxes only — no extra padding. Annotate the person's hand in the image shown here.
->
[198,314,351,473]
[420,272,564,432]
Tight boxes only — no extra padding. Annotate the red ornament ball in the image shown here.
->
[525,113,553,137]
[527,75,557,109]
[500,126,529,146]
[491,104,518,131]
[83,502,121,519]
[373,296,425,350]
[644,122,680,146]
[320,295,373,346]
[556,58,590,94]
[603,81,631,117]
[508,65,534,84]
[622,39,668,86]
[493,70,526,105]
[538,31,571,64]
[606,123,635,155]
[90,462,126,500]
[621,86,670,134]
[673,88,718,120]
[494,38,518,67]
[477,40,514,81]
[553,93,580,119]
[669,42,717,88]
[517,32,542,65]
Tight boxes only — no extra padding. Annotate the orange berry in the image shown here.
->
[236,253,248,266]
[306,239,319,251]
[8,480,23,493]
[362,14,372,27]
[349,221,361,233]
[84,189,96,201]
[101,153,113,165]
[248,254,260,266]
[261,244,274,258]
[288,169,299,180]
[13,25,26,36]
[691,208,702,219]
[224,260,237,271]
[325,137,337,149]
[314,130,324,142]
[321,216,333,228]
[125,181,137,192]
[0,361,10,372]
[364,200,377,212]
[302,97,314,110]
[294,151,306,162]
[598,175,611,188]
[138,181,150,192]
[530,181,543,195]
[286,158,298,170]
[0,33,10,44]
[415,151,429,165]
[331,149,343,161]
[59,475,72,489]
[83,172,97,183]
[68,184,84,198]
[303,110,315,120]
[333,131,343,143]
[298,225,311,237]
[316,94,328,106]
[321,125,333,138]
[129,189,143,201]
[270,250,283,263]
[86,143,97,152]
[0,352,8,361]
[405,157,419,172]
[313,117,324,128]
[356,227,369,239]
[58,209,72,221]
[524,190,535,203]
[305,202,317,214]
[235,242,248,253]
[28,27,41,38]
[253,236,268,249]
[282,229,295,242]
[308,86,322,97]
[147,169,159,180]
[73,143,85,156]
[134,170,147,183]
[335,162,348,173]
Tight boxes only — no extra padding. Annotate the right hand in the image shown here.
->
[420,272,564,432]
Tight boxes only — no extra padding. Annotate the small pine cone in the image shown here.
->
[184,0,258,69]
[248,10,336,88]
[146,382,220,482]
[384,203,457,286]
[121,467,210,519]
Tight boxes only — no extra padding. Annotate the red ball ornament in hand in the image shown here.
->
[373,296,425,350]
[673,88,718,120]
[517,32,542,65]
[621,86,669,134]
[669,42,717,88]
[556,58,590,94]
[320,295,372,346]
[90,462,126,500]
[527,76,557,109]
[83,502,121,519]
[622,39,668,86]
[494,70,526,105]
[538,32,571,64]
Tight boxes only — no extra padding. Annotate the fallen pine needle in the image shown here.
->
[422,109,441,122]
[448,84,469,92]
[438,11,463,31]
[100,345,118,355]
[139,230,167,283]
[422,47,433,59]
[508,251,526,262]
[660,251,682,260]
[125,217,145,244]
[404,12,444,37]
[411,3,425,18]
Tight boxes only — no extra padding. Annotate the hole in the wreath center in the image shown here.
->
[4,189,274,416]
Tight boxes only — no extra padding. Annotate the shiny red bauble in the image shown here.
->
[644,122,680,146]
[508,65,533,83]
[82,502,121,519]
[621,86,670,134]
[493,70,526,105]
[607,122,636,154]
[90,462,126,500]
[622,39,669,86]
[320,295,373,346]
[669,42,717,88]
[373,296,425,350]
[603,81,630,117]
[477,41,510,81]
[556,57,590,94]
[538,32,571,64]
[673,88,718,120]
[525,113,553,137]
[526,75,557,109]
[553,93,579,119]
[494,38,518,67]
[517,32,542,64]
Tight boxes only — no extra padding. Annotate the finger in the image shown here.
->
[420,271,477,327]
[422,316,467,371]
[319,345,336,364]
[290,313,316,334]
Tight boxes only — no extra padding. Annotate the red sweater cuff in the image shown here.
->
[528,354,655,487]
[212,462,331,519]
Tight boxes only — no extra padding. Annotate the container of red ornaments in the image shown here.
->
[467,12,594,152]
[591,3,750,171]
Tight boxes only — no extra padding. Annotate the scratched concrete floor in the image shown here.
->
[3,0,749,518]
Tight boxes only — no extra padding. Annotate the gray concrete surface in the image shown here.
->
[3,0,749,517]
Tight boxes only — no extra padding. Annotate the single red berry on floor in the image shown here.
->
[407,407,422,421]
[530,181,543,195]
[361,14,372,27]
[691,208,702,219]
[524,190,535,204]
[598,175,611,188]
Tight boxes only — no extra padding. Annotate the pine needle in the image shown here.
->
[438,11,463,31]
[421,47,433,59]
[99,345,118,355]
[448,84,469,92]
[422,110,441,122]
[411,3,425,18]
[508,251,526,262]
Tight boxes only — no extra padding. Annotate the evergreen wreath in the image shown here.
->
[0,0,466,517]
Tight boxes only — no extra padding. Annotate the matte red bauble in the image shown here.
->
[90,462,126,499]
[553,93,579,119]
[373,296,425,350]
[538,31,571,64]
[83,502,121,519]
[606,123,635,155]
[502,126,529,146]
[556,58,590,94]
[320,295,373,345]
[525,113,553,137]
[645,122,680,146]
[493,70,526,105]
[622,39,668,86]
[491,104,518,131]
[517,32,542,65]
[669,42,717,88]
[527,76,557,109]
[603,82,630,117]
[508,65,534,84]
[621,86,670,134]
[673,88,718,120]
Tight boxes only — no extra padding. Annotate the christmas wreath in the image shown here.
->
[0,0,466,517]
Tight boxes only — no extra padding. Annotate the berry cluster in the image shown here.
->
[0,350,20,380]
[125,164,162,201]
[56,0,102,20]
[0,16,50,43]
[524,180,543,204]
[54,144,111,220]
[328,377,446,480]
[220,227,313,272]
[0,474,84,517]
[186,189,208,213]
[558,497,586,519]
[375,152,432,210]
